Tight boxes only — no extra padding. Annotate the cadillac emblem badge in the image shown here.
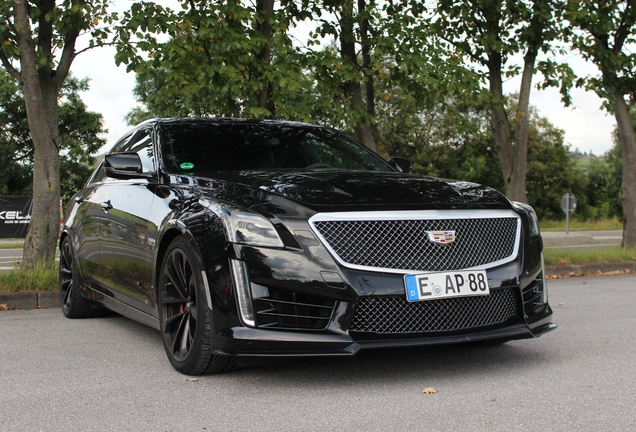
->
[427,231,456,244]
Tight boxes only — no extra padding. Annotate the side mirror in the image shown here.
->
[387,156,412,173]
[104,153,154,180]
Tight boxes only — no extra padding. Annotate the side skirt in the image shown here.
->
[80,285,160,330]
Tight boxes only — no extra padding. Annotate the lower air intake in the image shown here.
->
[350,288,520,334]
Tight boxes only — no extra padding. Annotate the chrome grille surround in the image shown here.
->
[309,210,521,274]
[350,288,520,334]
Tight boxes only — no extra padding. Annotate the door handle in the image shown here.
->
[101,200,113,211]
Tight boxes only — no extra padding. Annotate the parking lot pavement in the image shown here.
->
[1,274,635,431]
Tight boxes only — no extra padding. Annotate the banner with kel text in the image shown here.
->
[0,196,32,238]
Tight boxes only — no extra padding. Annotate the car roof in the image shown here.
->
[139,117,325,129]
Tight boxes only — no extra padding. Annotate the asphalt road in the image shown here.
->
[0,249,22,273]
[1,274,635,431]
[542,230,623,250]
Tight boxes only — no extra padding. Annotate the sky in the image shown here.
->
[69,2,618,157]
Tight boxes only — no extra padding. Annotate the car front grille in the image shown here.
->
[350,288,520,334]
[254,287,336,331]
[311,214,519,272]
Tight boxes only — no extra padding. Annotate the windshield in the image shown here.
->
[159,122,393,175]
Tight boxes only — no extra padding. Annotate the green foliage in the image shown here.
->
[565,0,636,108]
[0,69,31,195]
[581,147,622,220]
[0,69,106,201]
[376,85,616,221]
[526,115,584,220]
[115,0,310,120]
[0,0,118,70]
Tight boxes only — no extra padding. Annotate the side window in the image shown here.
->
[125,129,155,173]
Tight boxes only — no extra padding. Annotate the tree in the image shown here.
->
[432,0,565,203]
[0,70,106,201]
[377,87,583,220]
[565,0,636,248]
[0,68,31,195]
[115,0,307,120]
[0,0,116,267]
[299,0,439,155]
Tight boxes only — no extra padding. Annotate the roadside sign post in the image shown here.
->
[561,193,577,234]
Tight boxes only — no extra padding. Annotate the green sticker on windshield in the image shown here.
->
[180,162,194,170]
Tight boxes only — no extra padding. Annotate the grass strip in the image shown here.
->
[540,218,623,231]
[544,246,636,266]
[0,243,24,249]
[0,262,58,293]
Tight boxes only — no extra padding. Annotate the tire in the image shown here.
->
[59,237,96,318]
[158,236,238,375]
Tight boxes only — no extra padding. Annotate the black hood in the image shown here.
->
[189,170,511,210]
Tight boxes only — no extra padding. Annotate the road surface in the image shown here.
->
[1,274,635,431]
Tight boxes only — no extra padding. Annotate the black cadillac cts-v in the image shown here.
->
[60,118,556,374]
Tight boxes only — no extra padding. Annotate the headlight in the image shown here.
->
[513,201,540,237]
[200,198,284,247]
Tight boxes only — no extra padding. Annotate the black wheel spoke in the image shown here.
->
[164,310,186,329]
[162,296,187,305]
[180,317,191,355]
[171,313,188,356]
[165,263,189,301]
[174,251,188,289]
[63,282,72,306]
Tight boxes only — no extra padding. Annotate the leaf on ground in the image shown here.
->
[185,378,199,383]
[0,304,12,311]
[422,386,438,394]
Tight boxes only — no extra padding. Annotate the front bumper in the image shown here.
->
[206,224,555,358]
[213,315,557,358]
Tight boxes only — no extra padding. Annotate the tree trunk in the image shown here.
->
[339,0,377,152]
[255,0,274,117]
[357,0,386,157]
[509,56,535,204]
[13,0,61,268]
[487,53,514,197]
[613,90,636,249]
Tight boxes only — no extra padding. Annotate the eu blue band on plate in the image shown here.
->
[405,275,418,301]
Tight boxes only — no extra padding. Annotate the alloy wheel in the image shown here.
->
[161,248,198,363]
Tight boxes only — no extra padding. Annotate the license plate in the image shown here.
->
[404,270,490,302]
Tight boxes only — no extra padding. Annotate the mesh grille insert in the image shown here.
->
[313,217,518,272]
[350,288,519,334]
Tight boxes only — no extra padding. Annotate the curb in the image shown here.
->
[0,291,58,310]
[1,263,636,310]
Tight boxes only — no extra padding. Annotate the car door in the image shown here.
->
[71,171,109,288]
[99,128,158,315]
